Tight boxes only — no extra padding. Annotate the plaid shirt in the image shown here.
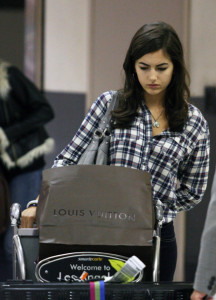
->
[53,91,210,223]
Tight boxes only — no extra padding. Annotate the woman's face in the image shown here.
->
[134,49,174,99]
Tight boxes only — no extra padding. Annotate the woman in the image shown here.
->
[22,22,210,281]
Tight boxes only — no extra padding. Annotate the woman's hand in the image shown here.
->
[20,206,37,228]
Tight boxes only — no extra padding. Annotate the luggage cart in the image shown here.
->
[11,201,163,283]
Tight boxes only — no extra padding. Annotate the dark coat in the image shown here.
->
[0,60,54,176]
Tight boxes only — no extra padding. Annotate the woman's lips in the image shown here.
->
[148,84,159,88]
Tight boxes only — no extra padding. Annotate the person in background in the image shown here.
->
[0,59,54,280]
[191,168,216,300]
[22,21,210,281]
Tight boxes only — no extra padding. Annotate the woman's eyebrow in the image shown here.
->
[138,62,169,67]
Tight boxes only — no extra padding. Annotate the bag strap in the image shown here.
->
[93,92,118,139]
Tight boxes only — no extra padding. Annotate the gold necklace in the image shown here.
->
[151,110,164,128]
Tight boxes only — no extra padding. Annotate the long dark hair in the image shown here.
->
[112,21,190,132]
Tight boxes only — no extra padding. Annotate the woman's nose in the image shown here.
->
[149,70,157,81]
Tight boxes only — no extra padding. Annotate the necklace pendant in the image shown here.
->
[153,120,160,128]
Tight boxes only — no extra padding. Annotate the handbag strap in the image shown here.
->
[93,92,118,139]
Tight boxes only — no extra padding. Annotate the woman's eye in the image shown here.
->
[157,67,167,71]
[139,67,167,71]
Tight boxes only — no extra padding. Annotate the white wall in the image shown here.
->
[189,0,216,96]
[89,0,189,106]
[44,0,91,93]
